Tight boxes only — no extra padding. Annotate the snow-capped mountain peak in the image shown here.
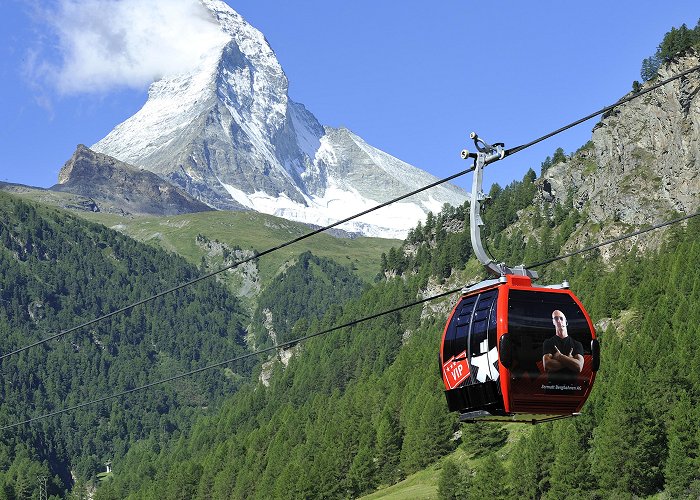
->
[91,0,467,237]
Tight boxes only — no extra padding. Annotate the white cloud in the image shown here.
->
[38,0,229,94]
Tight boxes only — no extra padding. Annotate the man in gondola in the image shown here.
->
[542,310,584,391]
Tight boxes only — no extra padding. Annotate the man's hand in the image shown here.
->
[552,346,583,372]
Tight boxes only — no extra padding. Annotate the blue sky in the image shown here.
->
[1,0,698,193]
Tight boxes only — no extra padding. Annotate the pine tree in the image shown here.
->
[507,425,553,499]
[641,55,661,81]
[14,475,32,500]
[469,453,508,498]
[437,459,470,500]
[347,444,376,496]
[545,420,592,499]
[590,367,665,497]
[375,411,402,483]
[664,391,699,497]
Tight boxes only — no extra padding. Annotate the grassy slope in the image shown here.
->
[362,425,533,499]
[69,209,399,286]
[363,466,440,500]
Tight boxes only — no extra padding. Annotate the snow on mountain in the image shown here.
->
[219,130,447,239]
[92,0,467,238]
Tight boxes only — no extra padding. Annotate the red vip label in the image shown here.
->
[443,350,470,389]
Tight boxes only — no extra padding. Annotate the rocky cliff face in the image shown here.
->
[52,145,212,216]
[587,51,700,223]
[538,52,700,256]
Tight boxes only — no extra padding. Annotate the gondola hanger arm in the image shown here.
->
[462,132,538,279]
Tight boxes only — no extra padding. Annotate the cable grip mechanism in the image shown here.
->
[461,132,505,165]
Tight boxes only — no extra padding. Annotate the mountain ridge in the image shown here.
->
[91,0,468,238]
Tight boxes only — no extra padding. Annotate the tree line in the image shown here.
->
[639,19,700,82]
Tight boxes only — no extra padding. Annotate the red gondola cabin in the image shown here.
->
[439,274,599,423]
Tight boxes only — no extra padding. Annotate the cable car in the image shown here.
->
[440,274,599,423]
[440,134,599,423]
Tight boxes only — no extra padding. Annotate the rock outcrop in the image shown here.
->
[588,51,700,224]
[536,52,700,259]
[52,145,212,216]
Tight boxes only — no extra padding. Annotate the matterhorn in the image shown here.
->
[92,0,467,238]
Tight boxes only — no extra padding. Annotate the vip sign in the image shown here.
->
[442,350,470,389]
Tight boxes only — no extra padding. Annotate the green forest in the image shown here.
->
[2,158,700,498]
[0,193,253,498]
[0,192,404,499]
[249,250,367,348]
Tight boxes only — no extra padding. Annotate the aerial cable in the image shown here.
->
[3,65,697,362]
[0,287,462,431]
[504,63,700,157]
[0,165,477,362]
[4,210,699,430]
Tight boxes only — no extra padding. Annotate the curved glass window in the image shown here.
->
[442,290,498,386]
